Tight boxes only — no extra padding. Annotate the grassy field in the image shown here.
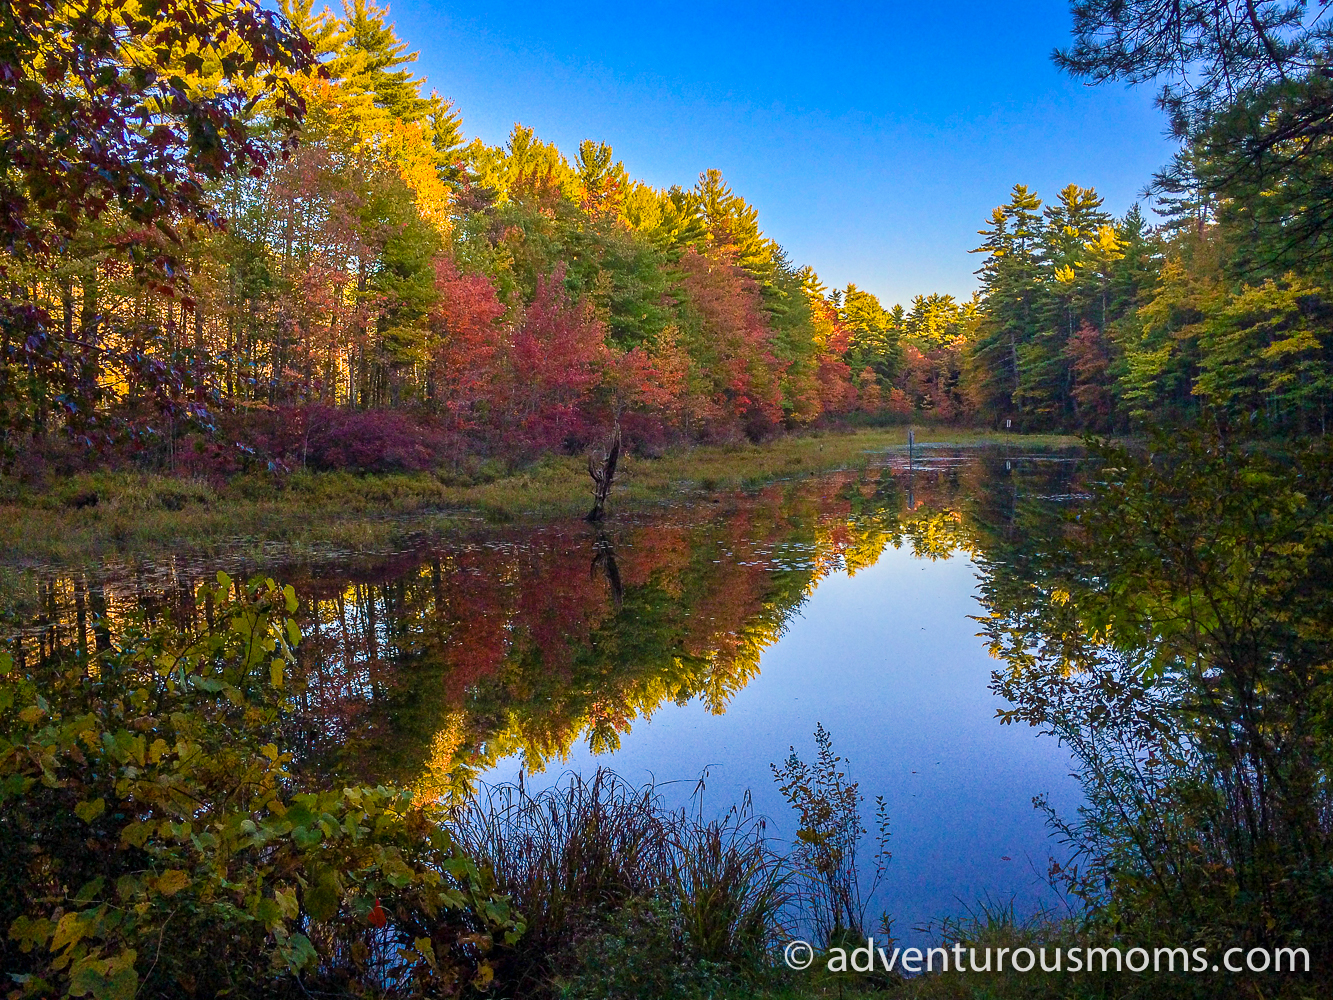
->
[0,427,1079,564]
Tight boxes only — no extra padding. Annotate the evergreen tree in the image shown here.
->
[340,0,432,124]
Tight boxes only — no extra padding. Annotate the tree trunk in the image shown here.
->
[585,422,622,522]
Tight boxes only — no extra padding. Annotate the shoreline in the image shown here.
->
[0,427,1080,565]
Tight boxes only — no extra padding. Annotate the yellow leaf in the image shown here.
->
[270,659,284,689]
[50,911,88,954]
[153,870,190,897]
[120,820,153,848]
[414,936,438,971]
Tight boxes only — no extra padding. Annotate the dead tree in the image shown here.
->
[585,421,621,521]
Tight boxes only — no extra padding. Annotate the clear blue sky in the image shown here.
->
[381,0,1175,308]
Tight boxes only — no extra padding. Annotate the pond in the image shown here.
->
[6,445,1086,943]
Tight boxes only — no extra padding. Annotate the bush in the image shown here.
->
[0,574,521,999]
[553,897,735,1000]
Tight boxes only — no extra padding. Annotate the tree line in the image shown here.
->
[3,0,1331,479]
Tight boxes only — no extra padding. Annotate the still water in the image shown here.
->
[6,446,1084,940]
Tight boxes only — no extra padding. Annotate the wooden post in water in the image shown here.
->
[907,426,915,509]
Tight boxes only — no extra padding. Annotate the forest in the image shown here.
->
[6,1,1333,999]
[6,0,1330,486]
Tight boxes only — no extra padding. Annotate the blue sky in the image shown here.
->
[381,0,1175,307]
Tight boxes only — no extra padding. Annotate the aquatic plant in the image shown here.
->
[772,723,892,948]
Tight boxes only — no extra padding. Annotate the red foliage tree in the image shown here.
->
[506,267,609,449]
[675,249,785,435]
[1064,320,1116,429]
[429,258,510,436]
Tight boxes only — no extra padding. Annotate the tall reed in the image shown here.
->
[446,768,790,996]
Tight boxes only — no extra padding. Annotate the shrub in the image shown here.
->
[772,723,891,947]
[0,574,521,999]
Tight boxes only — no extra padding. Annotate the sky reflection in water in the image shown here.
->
[484,516,1082,941]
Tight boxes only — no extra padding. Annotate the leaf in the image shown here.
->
[74,878,105,904]
[19,705,45,725]
[120,821,153,848]
[304,872,340,922]
[8,915,54,953]
[275,887,299,920]
[74,798,106,823]
[381,855,414,888]
[68,951,137,1000]
[269,659,283,689]
[51,910,90,954]
[414,936,438,971]
[152,870,189,897]
[279,932,317,972]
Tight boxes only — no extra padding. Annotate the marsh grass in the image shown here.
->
[447,768,790,998]
[0,428,1078,562]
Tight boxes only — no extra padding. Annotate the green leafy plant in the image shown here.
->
[771,723,891,948]
[0,573,521,999]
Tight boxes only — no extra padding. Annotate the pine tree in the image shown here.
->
[339,0,431,124]
[970,185,1044,420]
[840,284,902,380]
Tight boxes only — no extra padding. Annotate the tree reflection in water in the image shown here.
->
[4,449,1078,804]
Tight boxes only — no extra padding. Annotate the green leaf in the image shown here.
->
[74,798,106,823]
[74,878,105,904]
[278,932,317,973]
[304,876,340,922]
[120,821,153,848]
[68,951,137,1000]
[8,914,54,953]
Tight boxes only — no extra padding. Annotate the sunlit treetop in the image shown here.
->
[0,0,317,257]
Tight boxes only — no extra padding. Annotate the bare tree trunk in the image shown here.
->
[585,421,622,522]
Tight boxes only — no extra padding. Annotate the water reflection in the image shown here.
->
[4,448,1080,806]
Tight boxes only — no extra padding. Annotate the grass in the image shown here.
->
[0,426,1079,564]
[430,763,1126,1000]
[445,768,790,998]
